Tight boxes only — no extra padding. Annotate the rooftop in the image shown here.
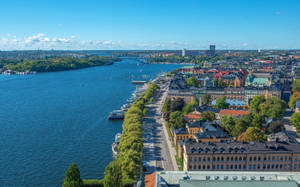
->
[155,171,300,186]
[219,109,250,117]
[179,180,298,187]
[184,140,300,155]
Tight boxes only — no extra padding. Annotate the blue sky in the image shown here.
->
[0,0,299,50]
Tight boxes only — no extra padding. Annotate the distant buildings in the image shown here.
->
[182,48,186,57]
[206,45,216,56]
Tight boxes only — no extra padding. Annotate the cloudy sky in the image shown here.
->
[0,0,299,50]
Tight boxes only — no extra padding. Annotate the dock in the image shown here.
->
[131,80,147,84]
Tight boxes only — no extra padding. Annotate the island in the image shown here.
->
[0,55,120,74]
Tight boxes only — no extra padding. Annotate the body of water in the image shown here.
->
[0,59,182,186]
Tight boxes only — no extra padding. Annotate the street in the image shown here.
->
[142,82,178,173]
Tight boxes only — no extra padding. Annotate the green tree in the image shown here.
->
[169,111,185,129]
[203,94,211,105]
[241,114,253,126]
[214,96,229,109]
[62,163,83,187]
[103,161,122,187]
[187,77,198,87]
[292,79,300,92]
[249,95,266,114]
[291,112,300,130]
[289,92,300,109]
[251,113,265,129]
[200,111,216,122]
[237,127,265,142]
[231,119,248,137]
[162,98,171,113]
[259,97,286,119]
[220,115,236,133]
[182,104,194,114]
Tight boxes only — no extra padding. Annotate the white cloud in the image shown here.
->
[0,34,264,50]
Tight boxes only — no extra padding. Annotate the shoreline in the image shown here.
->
[0,61,114,75]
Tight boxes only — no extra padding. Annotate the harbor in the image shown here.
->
[108,83,148,120]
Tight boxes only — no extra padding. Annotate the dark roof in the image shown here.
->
[184,140,300,155]
[194,130,230,139]
[173,128,188,135]
[198,105,220,113]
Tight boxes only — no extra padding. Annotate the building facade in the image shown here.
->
[183,140,300,172]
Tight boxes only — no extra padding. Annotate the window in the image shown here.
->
[203,157,206,162]
[189,165,192,169]
[203,165,206,169]
[227,157,229,162]
[194,165,196,170]
[213,157,215,161]
[208,157,210,162]
[198,157,201,162]
[194,157,197,162]
[239,164,241,169]
[258,157,261,161]
[217,165,219,170]
[230,165,233,169]
[249,157,252,161]
[212,165,215,169]
[221,165,224,169]
[207,165,210,169]
[253,164,256,169]
[221,157,224,161]
[267,164,270,169]
[198,165,201,169]
[264,156,267,161]
[258,164,260,169]
[249,165,252,170]
[235,165,237,169]
[226,165,229,169]
[271,164,274,169]
[254,156,256,161]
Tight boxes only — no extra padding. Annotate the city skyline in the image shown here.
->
[0,0,300,50]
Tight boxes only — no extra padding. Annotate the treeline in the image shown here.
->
[103,83,159,186]
[145,54,255,64]
[0,56,120,72]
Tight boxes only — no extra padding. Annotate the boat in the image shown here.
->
[131,80,147,84]
[112,133,121,156]
[108,110,124,120]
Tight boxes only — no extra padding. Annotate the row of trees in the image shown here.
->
[103,83,159,186]
[0,56,120,72]
[62,83,159,187]
[289,79,300,134]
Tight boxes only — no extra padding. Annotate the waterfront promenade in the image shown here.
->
[142,82,178,173]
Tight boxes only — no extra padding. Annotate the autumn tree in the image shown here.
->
[237,127,265,142]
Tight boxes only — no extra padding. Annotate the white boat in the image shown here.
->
[112,133,121,156]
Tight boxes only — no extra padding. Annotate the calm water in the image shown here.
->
[0,59,182,186]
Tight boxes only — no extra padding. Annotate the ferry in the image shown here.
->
[108,110,124,120]
[112,133,121,156]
